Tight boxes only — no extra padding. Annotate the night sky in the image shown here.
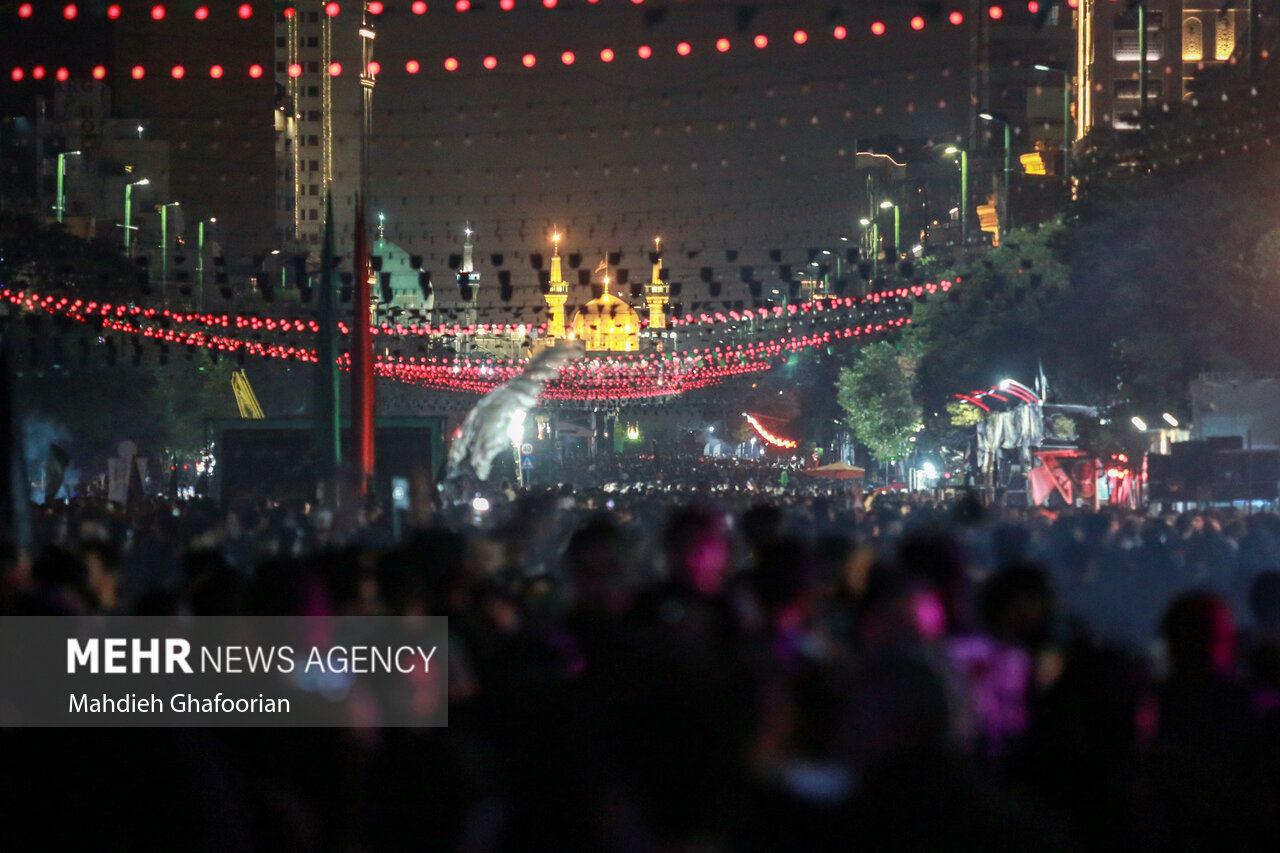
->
[3,1,997,312]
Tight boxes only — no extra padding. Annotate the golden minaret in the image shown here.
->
[545,229,569,338]
[645,235,669,331]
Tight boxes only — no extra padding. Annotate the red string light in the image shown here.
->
[745,414,798,449]
[2,275,933,401]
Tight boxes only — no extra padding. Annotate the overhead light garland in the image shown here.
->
[744,413,798,449]
[1,276,938,401]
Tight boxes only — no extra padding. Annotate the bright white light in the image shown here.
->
[880,200,894,209]
[708,426,714,433]
[507,411,526,445]
[1131,416,1148,431]
[472,496,491,513]
[1162,412,1179,427]
[922,461,937,478]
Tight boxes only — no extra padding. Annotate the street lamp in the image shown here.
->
[880,199,900,265]
[944,145,968,246]
[123,178,150,253]
[1033,63,1073,184]
[197,217,216,310]
[55,150,81,224]
[979,112,1012,242]
[859,216,879,279]
[158,201,180,283]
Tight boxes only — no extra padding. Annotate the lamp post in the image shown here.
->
[880,199,900,266]
[55,150,81,224]
[123,178,149,253]
[979,112,1012,242]
[1033,63,1073,185]
[158,201,180,284]
[859,217,879,279]
[195,216,213,312]
[944,145,968,246]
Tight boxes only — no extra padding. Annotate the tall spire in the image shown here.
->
[645,234,669,333]
[461,221,475,273]
[545,227,569,339]
[458,222,479,335]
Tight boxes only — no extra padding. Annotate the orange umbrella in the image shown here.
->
[801,462,866,480]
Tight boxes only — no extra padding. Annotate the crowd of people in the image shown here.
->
[4,482,1280,851]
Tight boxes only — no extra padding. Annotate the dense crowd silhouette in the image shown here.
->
[4,475,1280,852]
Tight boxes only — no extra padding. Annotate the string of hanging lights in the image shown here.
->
[2,279,928,401]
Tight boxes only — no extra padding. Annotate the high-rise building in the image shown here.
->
[1077,1,1252,134]
[273,1,361,258]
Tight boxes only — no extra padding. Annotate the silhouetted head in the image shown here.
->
[1161,591,1236,678]
[663,505,732,596]
[1249,570,1280,628]
[564,512,633,612]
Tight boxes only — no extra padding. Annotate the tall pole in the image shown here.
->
[351,4,378,496]
[55,151,79,224]
[960,149,968,245]
[1003,122,1012,237]
[315,193,341,496]
[124,183,133,253]
[1062,77,1072,184]
[1137,1,1147,124]
[159,202,178,284]
[160,204,166,283]
[893,205,901,261]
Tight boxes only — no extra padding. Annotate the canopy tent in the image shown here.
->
[801,462,866,480]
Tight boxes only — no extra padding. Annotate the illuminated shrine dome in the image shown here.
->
[571,288,641,352]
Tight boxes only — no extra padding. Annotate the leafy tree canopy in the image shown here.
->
[836,341,921,463]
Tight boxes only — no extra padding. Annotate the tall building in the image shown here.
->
[273,1,361,258]
[1077,0,1252,134]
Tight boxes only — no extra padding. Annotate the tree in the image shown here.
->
[837,341,921,464]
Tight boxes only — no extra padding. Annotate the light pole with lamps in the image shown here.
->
[158,201,180,284]
[1032,63,1073,185]
[55,150,81,224]
[859,217,879,279]
[944,146,968,246]
[880,199,900,266]
[979,112,1012,243]
[197,217,215,311]
[123,177,149,254]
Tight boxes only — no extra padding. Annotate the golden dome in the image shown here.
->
[570,290,641,352]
